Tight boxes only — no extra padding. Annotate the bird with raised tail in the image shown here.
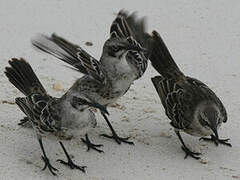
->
[149,30,231,160]
[5,58,109,175]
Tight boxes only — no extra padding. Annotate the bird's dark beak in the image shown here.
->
[210,125,219,142]
[126,44,148,53]
[90,103,109,115]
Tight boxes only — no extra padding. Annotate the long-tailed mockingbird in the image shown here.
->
[149,30,231,160]
[31,10,151,145]
[5,58,109,175]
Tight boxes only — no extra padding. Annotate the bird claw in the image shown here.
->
[100,133,134,145]
[57,159,86,173]
[18,117,29,126]
[81,134,104,153]
[99,112,134,145]
[181,146,201,160]
[41,156,58,176]
[218,139,232,147]
[199,135,232,147]
[57,141,87,173]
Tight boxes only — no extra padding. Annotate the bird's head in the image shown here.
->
[198,105,222,139]
[102,36,147,59]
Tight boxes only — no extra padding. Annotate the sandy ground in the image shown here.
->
[0,0,240,179]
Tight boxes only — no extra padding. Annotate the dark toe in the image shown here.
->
[181,147,201,160]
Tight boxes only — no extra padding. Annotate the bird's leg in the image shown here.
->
[57,141,86,173]
[100,112,134,145]
[175,131,201,160]
[199,135,232,147]
[81,134,104,153]
[38,138,58,176]
[18,117,29,126]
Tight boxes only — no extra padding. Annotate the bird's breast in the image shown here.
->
[60,99,97,131]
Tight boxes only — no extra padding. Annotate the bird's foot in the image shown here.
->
[181,146,201,160]
[41,156,58,176]
[18,117,29,126]
[57,158,86,173]
[199,135,232,147]
[100,132,134,145]
[81,134,104,153]
[99,112,134,145]
[58,141,86,172]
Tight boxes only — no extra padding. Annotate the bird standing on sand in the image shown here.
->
[149,30,231,159]
[5,58,109,175]
[31,10,151,145]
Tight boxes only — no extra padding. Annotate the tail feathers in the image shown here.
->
[150,30,184,79]
[32,34,88,74]
[5,58,46,96]
[151,76,164,98]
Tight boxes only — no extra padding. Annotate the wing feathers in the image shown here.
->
[152,76,190,129]
[32,34,106,84]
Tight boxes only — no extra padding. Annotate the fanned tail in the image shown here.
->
[5,58,46,96]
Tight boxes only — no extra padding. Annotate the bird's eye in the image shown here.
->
[199,115,209,127]
[203,120,209,127]
[111,46,120,52]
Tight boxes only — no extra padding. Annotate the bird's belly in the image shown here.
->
[112,74,134,94]
[113,78,132,92]
[60,101,97,132]
[105,82,131,104]
[184,127,213,137]
[93,77,133,105]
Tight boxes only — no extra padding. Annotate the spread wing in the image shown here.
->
[110,10,149,79]
[15,94,61,133]
[110,10,151,48]
[32,34,107,84]
[110,11,132,38]
[151,76,191,129]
